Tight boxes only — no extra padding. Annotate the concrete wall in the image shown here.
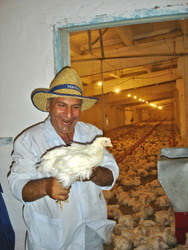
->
[1,0,188,139]
[176,79,187,139]
[141,105,174,121]
[80,100,125,131]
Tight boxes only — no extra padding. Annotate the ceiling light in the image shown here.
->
[158,106,162,109]
[139,98,142,101]
[134,96,137,99]
[115,89,120,93]
[146,101,148,104]
[98,81,102,86]
[127,94,131,97]
[150,103,157,107]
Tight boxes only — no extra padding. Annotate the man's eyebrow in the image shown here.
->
[57,101,66,105]
[72,100,82,106]
[57,101,82,106]
[73,103,82,106]
[72,104,82,108]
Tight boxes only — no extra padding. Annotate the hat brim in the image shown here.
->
[31,89,98,112]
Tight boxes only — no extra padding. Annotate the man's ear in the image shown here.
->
[46,99,50,111]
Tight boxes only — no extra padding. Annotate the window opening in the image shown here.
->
[55,15,188,132]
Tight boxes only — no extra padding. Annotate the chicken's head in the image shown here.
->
[95,137,113,148]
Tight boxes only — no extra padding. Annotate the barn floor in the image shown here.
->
[102,120,187,250]
[103,176,162,250]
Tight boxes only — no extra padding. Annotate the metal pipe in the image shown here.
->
[101,60,105,132]
[71,54,188,63]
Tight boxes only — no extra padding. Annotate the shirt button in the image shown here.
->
[99,192,102,200]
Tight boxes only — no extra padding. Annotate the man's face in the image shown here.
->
[46,97,82,137]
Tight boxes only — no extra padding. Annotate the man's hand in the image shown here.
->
[46,178,70,201]
[83,167,114,187]
[22,177,70,202]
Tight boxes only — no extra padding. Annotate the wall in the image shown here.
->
[0,1,188,249]
[176,79,187,139]
[80,100,125,131]
[177,58,188,142]
[124,110,134,125]
[142,105,174,121]
[104,105,125,130]
[80,104,103,128]
[1,0,188,139]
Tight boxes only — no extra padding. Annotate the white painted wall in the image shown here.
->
[0,0,187,249]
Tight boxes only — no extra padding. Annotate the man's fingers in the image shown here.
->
[58,194,69,201]
[47,177,70,201]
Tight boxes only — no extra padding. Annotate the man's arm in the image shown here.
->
[22,177,70,202]
[89,167,114,186]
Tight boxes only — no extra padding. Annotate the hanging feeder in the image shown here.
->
[157,147,188,244]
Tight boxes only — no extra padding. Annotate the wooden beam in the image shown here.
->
[143,65,152,73]
[88,30,92,54]
[116,26,133,46]
[70,41,82,56]
[99,29,104,58]
[134,30,182,45]
[179,19,188,35]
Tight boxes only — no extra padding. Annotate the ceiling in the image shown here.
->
[70,19,188,110]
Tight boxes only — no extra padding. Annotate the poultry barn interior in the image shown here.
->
[68,18,188,249]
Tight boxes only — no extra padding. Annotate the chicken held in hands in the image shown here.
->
[37,136,113,208]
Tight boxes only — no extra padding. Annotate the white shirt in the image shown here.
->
[8,117,119,250]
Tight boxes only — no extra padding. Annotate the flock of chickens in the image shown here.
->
[103,120,188,250]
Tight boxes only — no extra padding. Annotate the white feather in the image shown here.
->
[37,137,112,187]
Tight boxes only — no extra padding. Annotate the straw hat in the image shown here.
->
[31,67,98,112]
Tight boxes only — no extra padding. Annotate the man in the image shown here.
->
[8,67,119,250]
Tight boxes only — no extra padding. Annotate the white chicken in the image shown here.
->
[118,214,136,228]
[154,210,174,226]
[107,205,122,220]
[113,236,133,250]
[37,136,112,208]
[155,195,171,207]
[37,136,112,186]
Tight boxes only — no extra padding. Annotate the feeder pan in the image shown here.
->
[157,147,188,244]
